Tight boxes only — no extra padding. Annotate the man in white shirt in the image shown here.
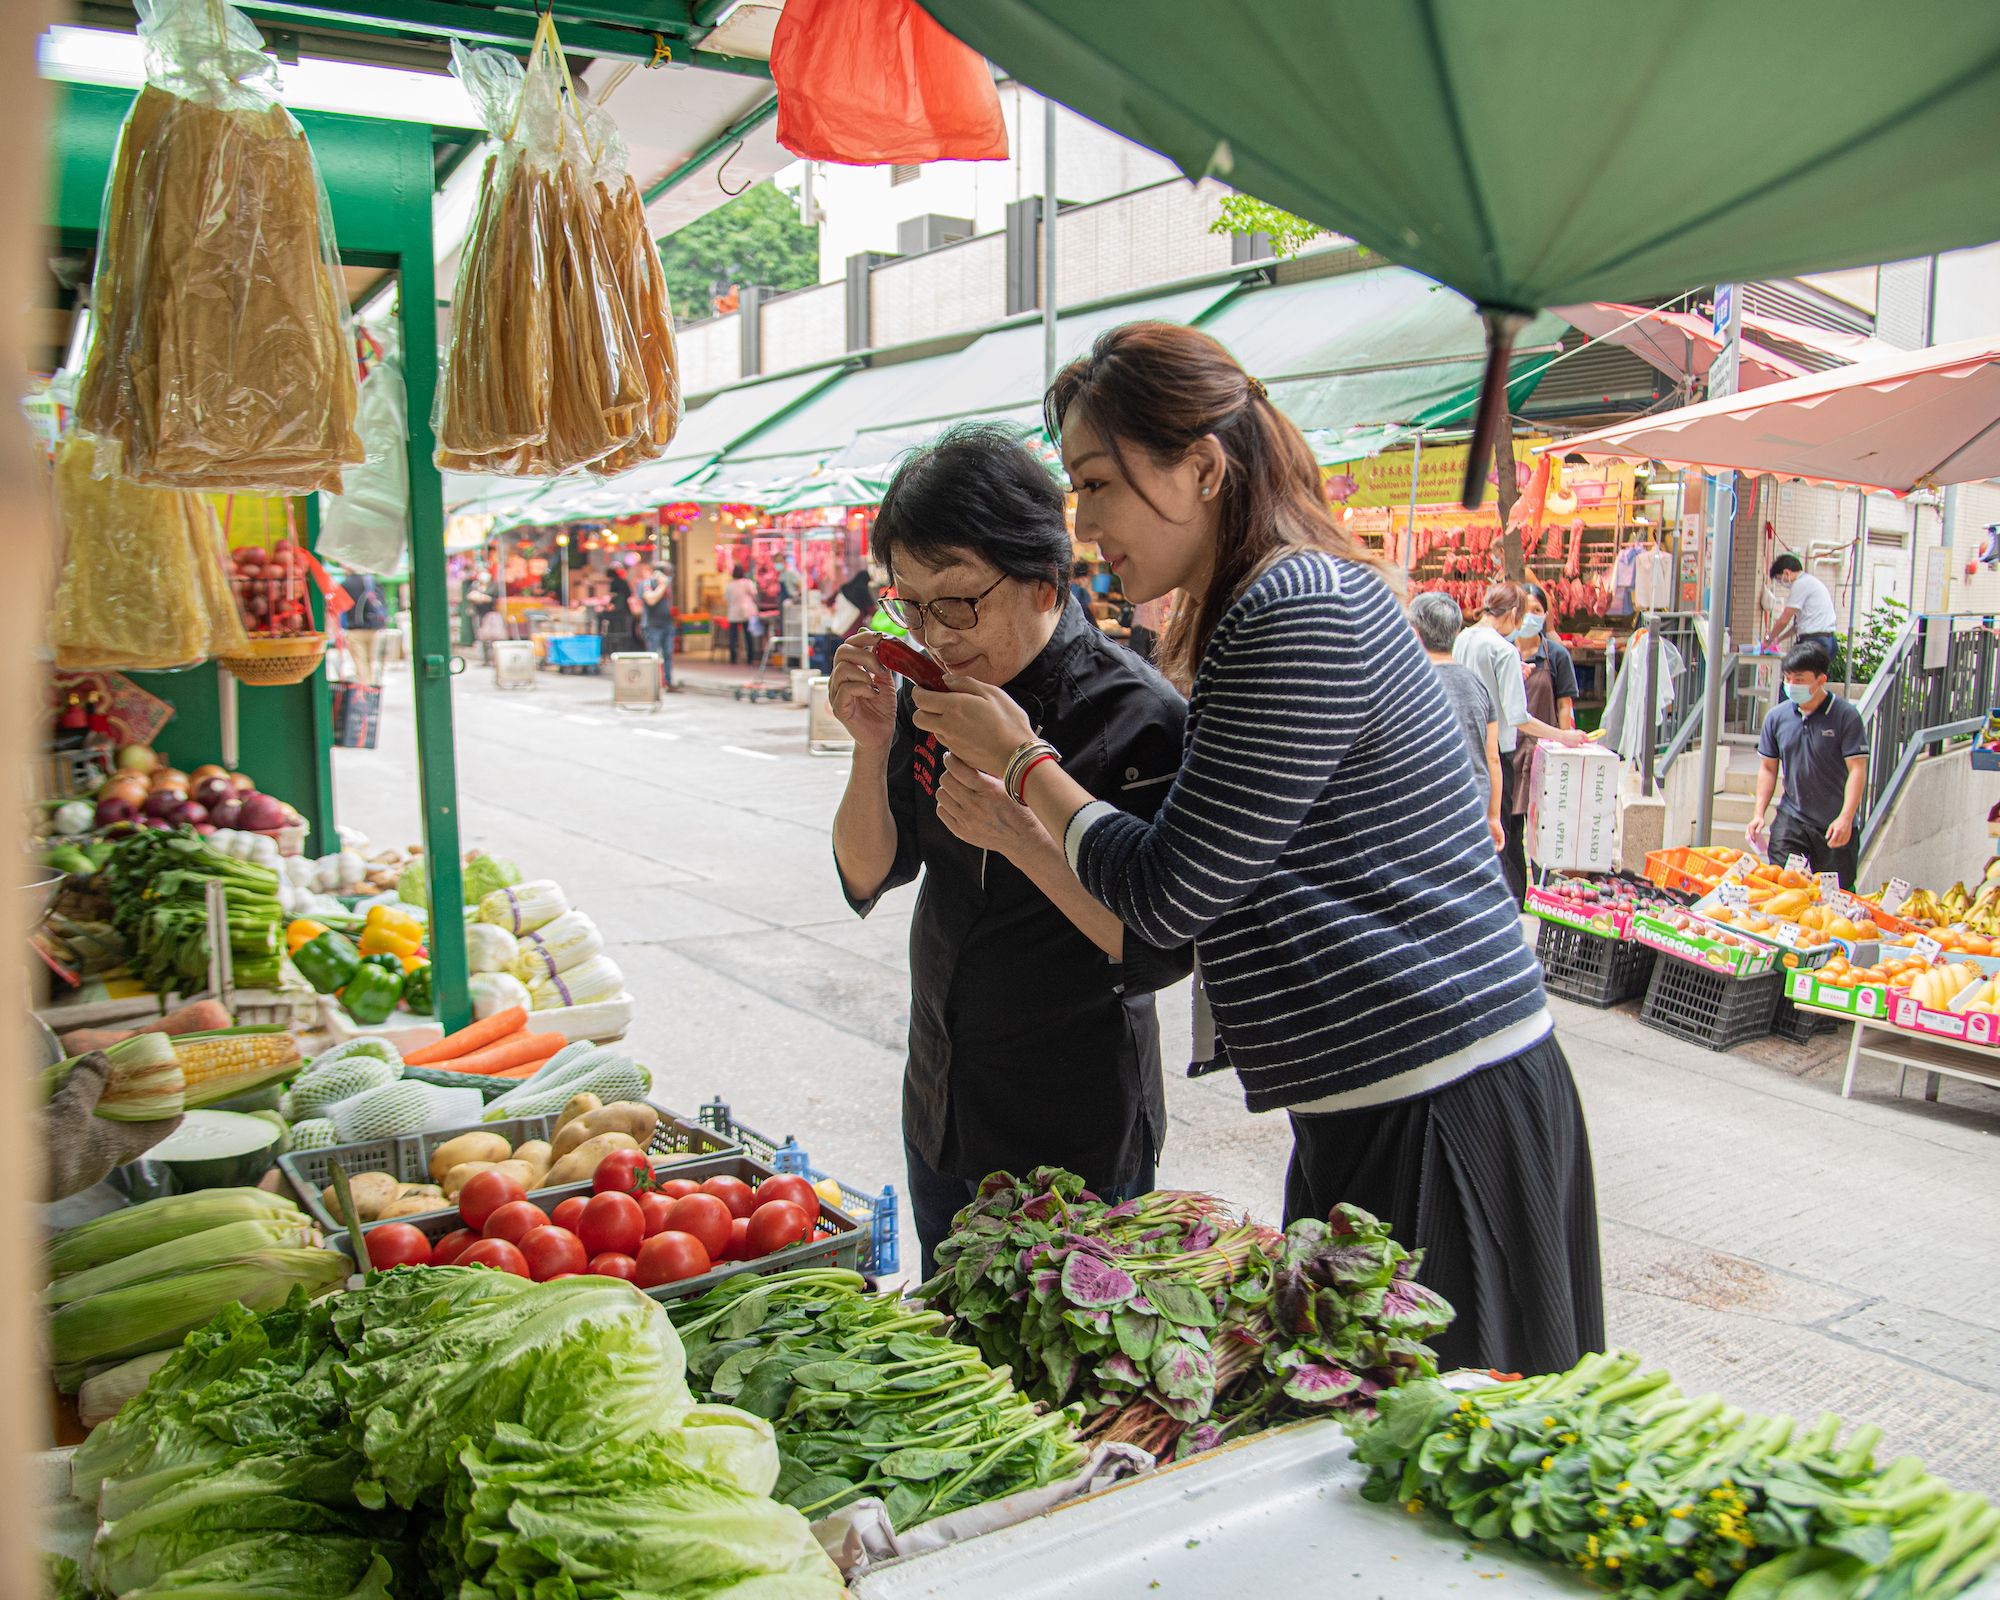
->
[1762,553,1839,664]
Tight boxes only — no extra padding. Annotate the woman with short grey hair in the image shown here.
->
[1409,592,1503,851]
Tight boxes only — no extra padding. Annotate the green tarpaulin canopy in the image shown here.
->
[918,0,2000,498]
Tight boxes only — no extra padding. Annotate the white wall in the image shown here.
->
[1862,748,2000,890]
[1934,242,2000,345]
[812,83,1179,281]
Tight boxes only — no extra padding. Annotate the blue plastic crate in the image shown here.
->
[699,1096,899,1275]
[544,635,601,669]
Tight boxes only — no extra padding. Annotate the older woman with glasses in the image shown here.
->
[828,422,1193,1277]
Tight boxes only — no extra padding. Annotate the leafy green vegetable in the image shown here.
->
[461,851,521,907]
[393,859,428,911]
[673,1268,1089,1531]
[1351,1351,2000,1600]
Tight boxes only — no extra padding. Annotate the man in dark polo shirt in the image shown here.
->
[1748,641,1869,885]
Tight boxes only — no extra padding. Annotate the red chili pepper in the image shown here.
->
[873,636,949,692]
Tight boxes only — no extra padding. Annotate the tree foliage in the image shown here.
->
[656,180,820,322]
[1208,194,1331,259]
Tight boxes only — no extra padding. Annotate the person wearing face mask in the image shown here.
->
[1454,581,1588,902]
[1761,553,1839,663]
[910,324,1604,1377]
[1521,583,1578,731]
[1748,641,1868,885]
[826,423,1193,1278]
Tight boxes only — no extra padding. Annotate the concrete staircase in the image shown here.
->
[1706,740,1765,857]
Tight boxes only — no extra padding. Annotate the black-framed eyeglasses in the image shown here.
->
[880,574,1008,632]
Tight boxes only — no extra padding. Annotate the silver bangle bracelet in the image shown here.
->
[1002,738,1058,804]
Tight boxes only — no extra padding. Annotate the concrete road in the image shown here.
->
[335,659,2000,1495]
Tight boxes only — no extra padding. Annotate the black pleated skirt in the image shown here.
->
[1284,1032,1605,1377]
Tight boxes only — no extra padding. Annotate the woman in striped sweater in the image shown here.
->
[912,322,1603,1375]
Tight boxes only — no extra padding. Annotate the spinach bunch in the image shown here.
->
[1353,1350,2000,1600]
[673,1269,1088,1532]
[919,1168,1454,1461]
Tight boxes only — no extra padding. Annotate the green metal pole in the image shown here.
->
[300,493,337,849]
[394,158,471,1033]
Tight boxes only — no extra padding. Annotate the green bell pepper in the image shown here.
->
[293,930,360,995]
[340,961,404,1026]
[359,952,403,976]
[401,961,433,1016]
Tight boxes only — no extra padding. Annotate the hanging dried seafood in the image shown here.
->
[73,0,362,495]
[436,18,681,477]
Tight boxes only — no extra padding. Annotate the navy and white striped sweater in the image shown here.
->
[1067,551,1547,1112]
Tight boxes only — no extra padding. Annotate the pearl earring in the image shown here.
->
[1201,485,1214,498]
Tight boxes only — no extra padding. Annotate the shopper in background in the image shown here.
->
[1522,582,1578,730]
[827,422,1192,1279]
[1454,581,1586,902]
[913,322,1603,1376]
[1762,553,1840,664]
[1070,559,1097,620]
[1748,640,1869,885]
[1507,599,1564,894]
[339,571,389,688]
[633,558,676,691]
[1409,591,1503,852]
[464,565,500,662]
[605,563,636,654]
[724,563,759,665]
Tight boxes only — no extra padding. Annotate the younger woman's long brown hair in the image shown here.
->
[1045,321,1382,686]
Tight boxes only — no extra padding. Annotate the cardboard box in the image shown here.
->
[1887,990,2000,1047]
[1630,910,1777,979]
[1524,886,1633,940]
[1528,743,1623,873]
[1784,967,1886,1019]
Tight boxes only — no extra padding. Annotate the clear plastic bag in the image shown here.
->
[318,323,409,576]
[50,437,251,671]
[73,0,362,495]
[436,16,680,478]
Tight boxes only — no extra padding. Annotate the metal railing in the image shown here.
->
[1855,614,1998,858]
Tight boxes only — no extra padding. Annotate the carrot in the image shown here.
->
[426,1029,564,1078]
[403,1006,528,1066]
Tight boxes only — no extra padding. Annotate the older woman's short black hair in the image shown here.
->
[874,422,1070,590]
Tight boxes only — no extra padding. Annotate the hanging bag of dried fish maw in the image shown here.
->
[50,437,251,671]
[73,0,362,495]
[437,19,678,476]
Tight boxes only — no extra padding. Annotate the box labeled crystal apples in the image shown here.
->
[1528,742,1622,873]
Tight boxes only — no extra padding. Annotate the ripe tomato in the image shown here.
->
[483,1200,549,1245]
[459,1170,527,1232]
[551,1196,590,1233]
[664,1193,732,1258]
[588,1252,639,1282]
[519,1224,589,1282]
[636,1192,676,1238]
[723,1217,751,1261]
[577,1191,645,1258]
[746,1199,812,1258]
[458,1238,530,1277]
[656,1177,700,1201]
[635,1230,712,1288]
[755,1174,819,1218]
[593,1149,655,1195]
[365,1223,433,1270]
[699,1175,757,1220]
[431,1227,480,1267]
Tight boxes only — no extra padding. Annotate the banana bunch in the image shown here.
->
[1942,882,1972,921]
[1969,881,2000,937]
[1897,887,1948,925]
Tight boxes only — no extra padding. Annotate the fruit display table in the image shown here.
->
[1840,1017,2000,1107]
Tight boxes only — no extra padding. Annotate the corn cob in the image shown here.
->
[44,1189,302,1277]
[45,1216,317,1307]
[169,1027,301,1107]
[40,1033,185,1122]
[50,1247,348,1368]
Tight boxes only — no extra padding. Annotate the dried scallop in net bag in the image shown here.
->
[50,438,252,671]
[436,19,680,477]
[73,0,362,495]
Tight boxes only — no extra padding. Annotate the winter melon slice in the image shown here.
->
[148,1111,285,1189]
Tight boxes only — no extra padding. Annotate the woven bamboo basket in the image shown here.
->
[217,632,327,686]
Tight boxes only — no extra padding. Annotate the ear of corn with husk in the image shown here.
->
[46,1217,319,1308]
[171,1027,302,1107]
[40,1033,184,1122]
[44,1188,302,1278]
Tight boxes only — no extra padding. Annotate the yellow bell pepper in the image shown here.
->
[358,904,425,960]
[285,919,329,955]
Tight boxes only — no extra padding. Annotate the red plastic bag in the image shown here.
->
[771,0,1007,164]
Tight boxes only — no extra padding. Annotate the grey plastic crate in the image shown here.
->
[320,1150,865,1297]
[279,1108,736,1232]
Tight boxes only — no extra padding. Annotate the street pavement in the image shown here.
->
[334,657,2000,1495]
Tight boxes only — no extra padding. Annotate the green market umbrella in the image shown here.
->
[917,0,2000,501]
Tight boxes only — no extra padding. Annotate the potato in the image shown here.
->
[396,1183,445,1201]
[554,1093,601,1134]
[542,1131,641,1188]
[377,1195,445,1219]
[551,1102,658,1161]
[324,1171,400,1222]
[429,1131,512,1183]
[493,1159,543,1193]
[441,1160,500,1199]
[513,1140,553,1181]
